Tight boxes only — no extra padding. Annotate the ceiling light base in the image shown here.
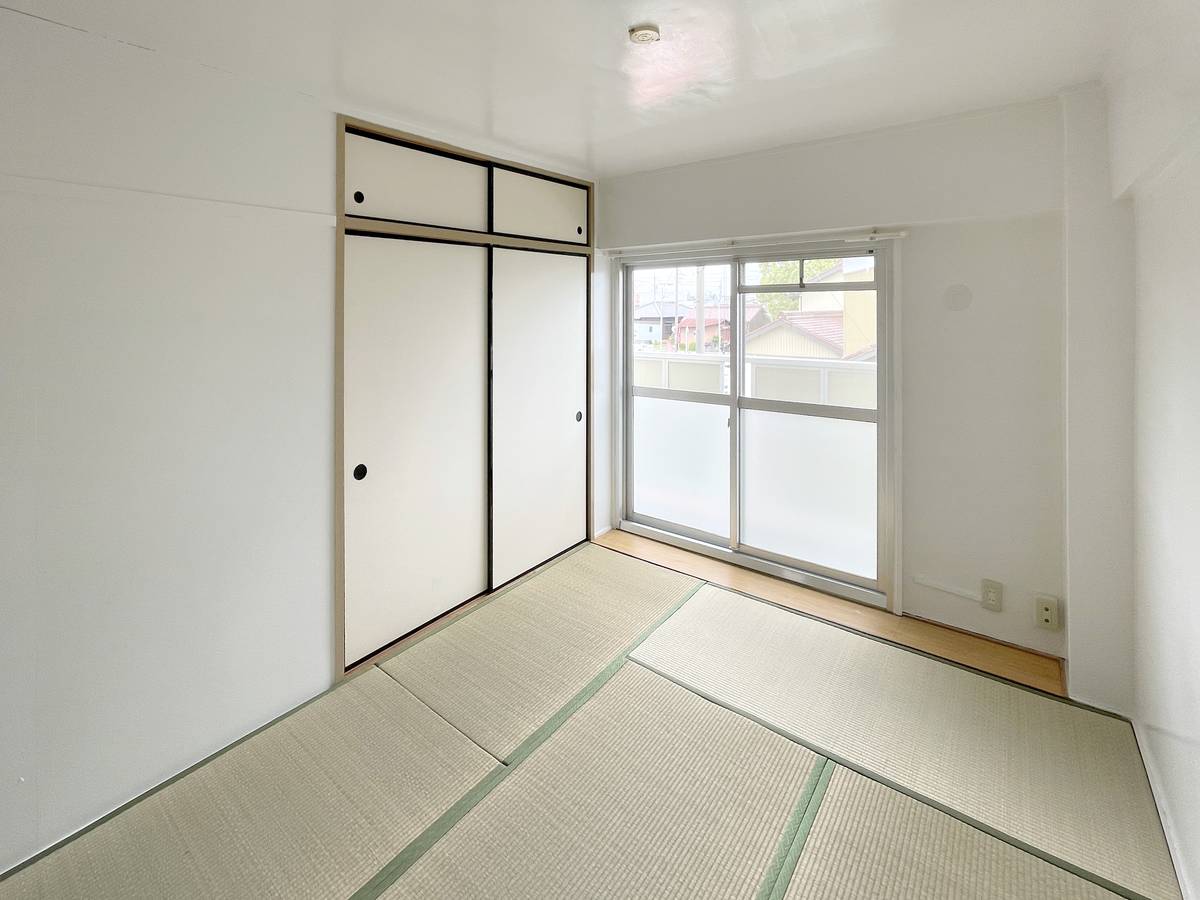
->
[628,24,660,44]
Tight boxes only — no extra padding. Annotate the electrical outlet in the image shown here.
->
[1036,594,1061,630]
[981,579,1003,611]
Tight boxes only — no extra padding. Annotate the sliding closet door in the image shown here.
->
[343,235,488,665]
[492,248,588,586]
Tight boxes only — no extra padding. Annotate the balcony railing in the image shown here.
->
[632,351,876,408]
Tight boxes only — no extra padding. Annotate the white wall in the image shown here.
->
[1060,85,1136,713]
[598,99,1063,248]
[598,99,1069,656]
[1101,4,1200,890]
[1102,4,1200,890]
[0,8,608,874]
[1128,142,1200,900]
[0,12,338,872]
[1105,0,1200,198]
[901,216,1065,656]
[1133,149,1200,899]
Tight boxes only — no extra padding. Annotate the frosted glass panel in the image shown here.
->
[742,410,876,578]
[632,397,729,538]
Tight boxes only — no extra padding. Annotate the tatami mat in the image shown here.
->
[0,668,497,900]
[630,585,1181,900]
[379,543,701,761]
[785,765,1121,899]
[381,662,821,900]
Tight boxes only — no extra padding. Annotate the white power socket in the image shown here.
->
[1036,594,1061,630]
[981,579,1003,611]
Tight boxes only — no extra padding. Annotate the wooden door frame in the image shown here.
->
[334,115,594,679]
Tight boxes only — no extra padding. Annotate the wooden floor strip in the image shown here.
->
[593,529,1065,696]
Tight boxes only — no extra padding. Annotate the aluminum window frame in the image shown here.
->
[616,239,895,610]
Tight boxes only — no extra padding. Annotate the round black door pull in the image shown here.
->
[576,226,583,235]
[353,190,365,204]
[353,464,367,481]
[575,411,583,422]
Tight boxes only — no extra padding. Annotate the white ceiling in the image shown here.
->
[11,0,1118,177]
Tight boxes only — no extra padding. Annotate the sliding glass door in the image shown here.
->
[623,245,889,605]
[626,263,733,541]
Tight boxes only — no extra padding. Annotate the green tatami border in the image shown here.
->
[0,541,612,885]
[769,760,834,900]
[630,657,1159,900]
[757,758,834,900]
[349,577,707,899]
[374,541,704,764]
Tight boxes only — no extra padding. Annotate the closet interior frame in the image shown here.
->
[334,114,595,679]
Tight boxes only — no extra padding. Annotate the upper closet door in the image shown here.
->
[342,235,488,666]
[492,248,588,585]
[492,168,589,244]
[344,132,488,232]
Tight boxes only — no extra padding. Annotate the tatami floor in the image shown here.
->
[1,541,1180,899]
[595,530,1067,696]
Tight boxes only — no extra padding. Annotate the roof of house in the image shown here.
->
[782,310,843,346]
[747,310,845,352]
[746,310,879,361]
[846,344,878,361]
[634,300,693,320]
[677,302,762,328]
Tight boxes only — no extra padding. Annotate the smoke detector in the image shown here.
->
[628,24,660,44]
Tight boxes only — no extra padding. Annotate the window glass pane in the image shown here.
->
[743,290,877,408]
[631,264,731,394]
[742,255,875,286]
[741,410,876,579]
[632,396,729,538]
[743,259,799,286]
[803,255,875,283]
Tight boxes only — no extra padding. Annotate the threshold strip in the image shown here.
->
[630,657,1155,900]
[350,579,707,900]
